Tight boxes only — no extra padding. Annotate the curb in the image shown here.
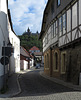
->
[40,71,81,91]
[10,74,22,97]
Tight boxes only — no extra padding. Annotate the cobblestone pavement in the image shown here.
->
[0,67,81,100]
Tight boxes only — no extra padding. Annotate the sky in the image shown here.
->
[8,0,48,35]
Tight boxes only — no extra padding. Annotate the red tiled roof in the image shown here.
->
[22,46,34,58]
[29,46,40,51]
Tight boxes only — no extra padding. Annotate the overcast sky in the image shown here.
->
[8,0,48,35]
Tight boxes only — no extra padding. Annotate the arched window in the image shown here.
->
[53,52,59,71]
[45,55,47,68]
[55,52,58,70]
[61,52,66,74]
[47,53,49,68]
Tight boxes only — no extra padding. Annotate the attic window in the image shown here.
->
[57,0,61,7]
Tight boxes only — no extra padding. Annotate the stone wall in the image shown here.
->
[44,44,81,85]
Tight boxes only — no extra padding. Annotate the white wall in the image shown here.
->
[9,30,20,73]
[0,0,9,89]
[0,0,9,76]
[24,60,28,70]
[20,60,28,70]
[0,0,7,14]
[8,15,20,73]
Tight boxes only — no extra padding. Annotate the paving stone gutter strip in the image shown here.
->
[10,74,22,97]
[40,71,81,91]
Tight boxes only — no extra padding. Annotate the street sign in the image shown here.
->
[2,47,14,57]
[0,57,9,65]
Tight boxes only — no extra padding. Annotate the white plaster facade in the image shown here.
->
[20,60,28,70]
[0,0,9,90]
[0,0,20,90]
[8,21,20,73]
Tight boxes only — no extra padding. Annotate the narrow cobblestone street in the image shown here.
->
[0,67,81,100]
[17,67,74,97]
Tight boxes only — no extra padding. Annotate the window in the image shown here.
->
[53,52,59,71]
[79,0,81,25]
[56,21,58,35]
[61,52,66,74]
[63,13,66,34]
[45,55,47,68]
[55,52,58,70]
[51,24,53,38]
[45,35,47,46]
[72,2,77,29]
[57,0,61,6]
[53,22,56,37]
[67,9,71,32]
[48,27,51,41]
[43,37,45,47]
[45,34,47,44]
[53,21,57,37]
[59,16,62,36]
[47,54,49,68]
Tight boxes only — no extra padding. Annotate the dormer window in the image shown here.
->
[57,0,61,7]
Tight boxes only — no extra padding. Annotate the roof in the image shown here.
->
[39,0,51,39]
[34,52,42,56]
[29,46,40,51]
[8,9,20,40]
[20,46,30,58]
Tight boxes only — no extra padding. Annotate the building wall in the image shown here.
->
[9,30,20,73]
[44,49,51,76]
[20,60,28,70]
[8,15,20,73]
[43,0,81,52]
[30,59,34,68]
[42,0,81,85]
[63,45,81,85]
[44,45,81,85]
[0,0,9,90]
[51,48,60,78]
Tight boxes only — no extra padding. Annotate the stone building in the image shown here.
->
[39,0,81,85]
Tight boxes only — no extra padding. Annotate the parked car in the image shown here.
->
[40,63,44,67]
[35,63,40,69]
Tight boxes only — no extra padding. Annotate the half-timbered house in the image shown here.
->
[39,0,81,85]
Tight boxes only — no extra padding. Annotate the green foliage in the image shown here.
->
[18,34,42,51]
